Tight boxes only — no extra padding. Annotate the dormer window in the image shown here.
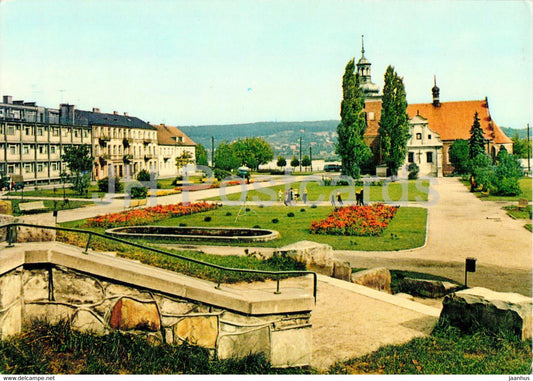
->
[428,134,432,140]
[416,133,422,140]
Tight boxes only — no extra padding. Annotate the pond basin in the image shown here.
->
[105,225,279,243]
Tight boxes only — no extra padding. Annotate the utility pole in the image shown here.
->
[211,136,215,168]
[299,136,302,173]
[527,123,531,172]
[309,146,312,172]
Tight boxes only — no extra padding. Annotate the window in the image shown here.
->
[37,127,43,136]
[50,146,56,154]
[25,127,32,136]
[24,163,33,173]
[23,145,30,155]
[37,163,44,173]
[38,145,46,154]
[408,152,414,163]
[7,126,14,135]
[416,133,422,140]
[368,112,375,121]
[426,152,433,163]
[51,163,58,171]
[52,128,59,136]
[74,129,79,138]
[428,134,432,140]
[7,164,14,174]
[9,145,16,155]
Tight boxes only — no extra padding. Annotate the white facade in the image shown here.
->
[157,144,196,178]
[403,114,443,177]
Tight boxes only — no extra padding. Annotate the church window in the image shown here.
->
[426,152,433,163]
[408,152,414,163]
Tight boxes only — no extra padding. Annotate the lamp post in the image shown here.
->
[527,123,530,173]
[309,146,313,172]
[299,136,302,173]
[211,136,215,168]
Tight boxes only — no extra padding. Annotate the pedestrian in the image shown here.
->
[278,189,283,204]
[284,190,289,206]
[336,191,343,206]
[331,194,336,207]
[289,188,294,205]
[302,187,307,204]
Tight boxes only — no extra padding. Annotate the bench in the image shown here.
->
[518,198,529,210]
[18,201,47,213]
[128,199,147,208]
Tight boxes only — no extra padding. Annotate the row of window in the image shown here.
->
[415,133,432,140]
[408,151,434,164]
[96,126,156,140]
[1,124,90,138]
[4,144,64,156]
[3,161,63,175]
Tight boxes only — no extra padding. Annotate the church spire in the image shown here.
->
[361,34,365,57]
[432,75,440,107]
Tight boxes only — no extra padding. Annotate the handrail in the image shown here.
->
[0,223,317,302]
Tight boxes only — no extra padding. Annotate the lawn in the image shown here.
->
[147,205,427,251]
[503,205,532,220]
[208,179,430,203]
[6,185,105,199]
[8,198,93,216]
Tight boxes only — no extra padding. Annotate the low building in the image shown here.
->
[403,114,443,177]
[153,124,196,178]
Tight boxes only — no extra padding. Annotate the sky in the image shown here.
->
[0,0,531,129]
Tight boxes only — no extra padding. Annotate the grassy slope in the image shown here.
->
[462,178,532,202]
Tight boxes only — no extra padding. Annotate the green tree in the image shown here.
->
[448,139,470,174]
[276,156,287,169]
[290,156,300,169]
[471,153,493,192]
[232,137,274,171]
[301,155,311,169]
[61,144,93,195]
[378,65,410,177]
[469,112,485,160]
[512,132,531,159]
[335,58,371,179]
[175,151,193,172]
[195,143,209,166]
[214,142,240,172]
[492,153,523,195]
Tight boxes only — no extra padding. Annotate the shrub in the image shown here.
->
[136,169,151,182]
[129,186,148,199]
[300,208,306,212]
[272,218,279,224]
[253,225,261,228]
[491,154,523,196]
[171,175,184,186]
[179,223,187,227]
[287,212,295,217]
[97,177,123,193]
[225,212,232,216]
[408,163,419,180]
[204,216,212,222]
[214,168,232,181]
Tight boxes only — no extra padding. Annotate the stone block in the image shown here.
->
[173,315,218,348]
[274,240,334,275]
[0,299,22,339]
[399,277,461,298]
[154,295,199,317]
[109,298,161,331]
[0,215,16,241]
[0,269,22,308]
[0,201,12,215]
[23,304,76,327]
[351,267,392,294]
[332,261,352,281]
[16,215,56,242]
[440,287,532,340]
[218,324,271,360]
[71,310,106,335]
[22,269,49,302]
[270,327,312,367]
[104,283,152,299]
[53,267,104,304]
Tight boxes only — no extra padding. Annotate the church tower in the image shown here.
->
[356,35,380,101]
[432,75,440,107]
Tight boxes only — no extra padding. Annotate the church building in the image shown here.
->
[356,38,513,176]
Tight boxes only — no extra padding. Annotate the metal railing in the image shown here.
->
[0,222,317,302]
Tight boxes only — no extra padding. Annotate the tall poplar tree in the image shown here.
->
[335,58,371,178]
[378,65,410,176]
[469,112,485,159]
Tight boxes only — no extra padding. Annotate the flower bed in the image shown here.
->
[85,202,218,228]
[310,203,398,236]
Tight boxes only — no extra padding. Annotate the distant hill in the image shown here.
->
[501,127,531,140]
[179,120,340,159]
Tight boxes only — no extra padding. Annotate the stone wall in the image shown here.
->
[0,263,311,367]
[0,214,55,243]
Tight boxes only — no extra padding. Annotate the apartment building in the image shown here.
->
[0,96,91,184]
[0,95,196,184]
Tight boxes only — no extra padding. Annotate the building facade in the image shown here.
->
[403,114,443,177]
[0,96,196,185]
[0,96,92,184]
[153,124,197,178]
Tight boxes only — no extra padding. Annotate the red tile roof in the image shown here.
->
[153,124,196,146]
[363,99,512,144]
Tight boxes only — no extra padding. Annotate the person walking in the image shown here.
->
[302,187,308,205]
[336,191,343,206]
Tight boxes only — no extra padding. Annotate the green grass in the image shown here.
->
[329,326,532,375]
[504,205,532,220]
[525,224,532,232]
[208,179,430,203]
[6,185,104,199]
[9,198,93,216]
[147,205,427,251]
[62,205,427,251]
[463,178,532,202]
[0,320,311,374]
